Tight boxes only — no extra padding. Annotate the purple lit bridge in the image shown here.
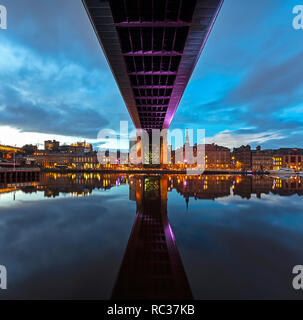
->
[83,0,223,132]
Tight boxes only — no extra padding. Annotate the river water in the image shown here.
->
[0,173,302,299]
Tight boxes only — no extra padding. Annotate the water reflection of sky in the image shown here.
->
[0,175,302,299]
[0,186,136,299]
[0,184,129,207]
[168,189,303,299]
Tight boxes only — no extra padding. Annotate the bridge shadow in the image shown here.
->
[111,175,192,300]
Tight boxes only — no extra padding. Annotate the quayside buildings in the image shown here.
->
[1,139,303,172]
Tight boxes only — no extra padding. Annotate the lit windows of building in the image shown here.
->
[273,156,282,170]
[44,140,60,152]
[232,145,251,171]
[252,146,273,171]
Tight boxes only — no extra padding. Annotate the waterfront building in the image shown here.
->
[283,154,303,170]
[272,155,283,170]
[270,148,303,170]
[232,145,252,171]
[251,146,273,171]
[44,140,60,152]
[34,149,131,170]
[168,141,230,170]
[59,141,93,154]
[204,143,231,170]
[21,144,38,155]
[281,149,303,170]
[0,144,22,159]
[35,151,98,169]
[44,140,93,154]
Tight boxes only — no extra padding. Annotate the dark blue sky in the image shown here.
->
[0,0,302,149]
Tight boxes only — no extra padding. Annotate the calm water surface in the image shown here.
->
[0,173,302,299]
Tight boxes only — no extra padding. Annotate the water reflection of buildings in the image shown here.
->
[271,178,303,197]
[112,176,192,300]
[0,171,40,196]
[173,175,232,205]
[170,175,303,203]
[1,173,303,201]
[38,173,129,198]
[233,176,303,199]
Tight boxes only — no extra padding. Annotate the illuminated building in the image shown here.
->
[44,140,93,154]
[44,140,60,152]
[271,148,303,170]
[173,141,230,170]
[204,143,230,170]
[0,144,22,159]
[273,155,283,170]
[283,154,303,170]
[21,144,38,155]
[35,152,98,169]
[59,141,93,154]
[232,145,251,171]
[252,146,273,171]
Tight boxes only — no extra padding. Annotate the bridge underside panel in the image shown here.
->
[83,0,223,131]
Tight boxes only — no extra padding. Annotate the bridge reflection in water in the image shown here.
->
[112,176,192,300]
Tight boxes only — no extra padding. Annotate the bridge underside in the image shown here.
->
[83,0,223,132]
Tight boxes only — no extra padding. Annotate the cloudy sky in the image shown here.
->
[0,0,302,149]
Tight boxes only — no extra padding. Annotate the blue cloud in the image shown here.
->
[0,0,302,148]
[172,0,303,148]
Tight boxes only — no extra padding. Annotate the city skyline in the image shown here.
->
[0,0,303,149]
[1,0,303,302]
[2,136,303,173]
